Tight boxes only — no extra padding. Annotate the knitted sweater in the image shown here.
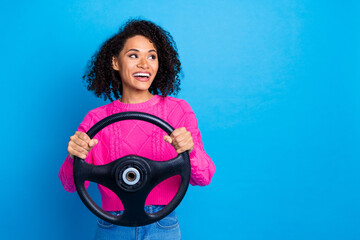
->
[59,95,215,211]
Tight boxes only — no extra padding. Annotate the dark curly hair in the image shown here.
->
[83,19,182,101]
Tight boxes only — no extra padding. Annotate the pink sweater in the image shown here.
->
[59,95,215,211]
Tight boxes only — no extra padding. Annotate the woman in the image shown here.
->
[59,19,215,240]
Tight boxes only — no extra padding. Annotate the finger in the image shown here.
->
[174,135,193,151]
[172,131,191,146]
[75,131,91,142]
[163,135,173,144]
[176,142,194,154]
[170,127,187,138]
[67,145,87,159]
[89,139,98,148]
[70,135,91,151]
[69,141,89,156]
[71,151,87,159]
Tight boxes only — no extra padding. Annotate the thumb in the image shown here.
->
[163,135,172,144]
[89,139,98,148]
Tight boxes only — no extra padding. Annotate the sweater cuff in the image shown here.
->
[59,155,76,193]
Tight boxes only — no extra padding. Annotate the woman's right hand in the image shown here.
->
[67,131,98,160]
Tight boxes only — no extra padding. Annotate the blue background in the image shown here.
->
[1,0,359,239]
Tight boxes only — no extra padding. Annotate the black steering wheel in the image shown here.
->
[73,111,191,227]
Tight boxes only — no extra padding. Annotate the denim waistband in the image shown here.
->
[108,205,165,216]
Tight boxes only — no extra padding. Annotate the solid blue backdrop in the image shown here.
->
[0,0,359,239]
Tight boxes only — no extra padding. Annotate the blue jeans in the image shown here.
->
[94,206,181,240]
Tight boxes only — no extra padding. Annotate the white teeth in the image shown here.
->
[133,73,150,77]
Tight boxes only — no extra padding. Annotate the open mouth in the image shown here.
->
[133,72,150,81]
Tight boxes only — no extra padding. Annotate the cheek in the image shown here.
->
[118,70,131,84]
[153,61,159,74]
[119,62,133,77]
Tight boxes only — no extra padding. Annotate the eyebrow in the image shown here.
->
[126,49,157,53]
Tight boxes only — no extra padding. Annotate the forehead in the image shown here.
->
[122,35,157,51]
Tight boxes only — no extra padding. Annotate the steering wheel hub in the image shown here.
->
[123,168,139,184]
[114,156,149,192]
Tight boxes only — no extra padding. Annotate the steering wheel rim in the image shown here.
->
[73,111,191,227]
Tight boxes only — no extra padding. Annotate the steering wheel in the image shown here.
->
[73,111,191,227]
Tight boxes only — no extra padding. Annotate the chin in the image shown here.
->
[136,81,153,89]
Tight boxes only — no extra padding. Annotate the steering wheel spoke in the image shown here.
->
[146,155,186,189]
[121,191,148,218]
[74,159,118,191]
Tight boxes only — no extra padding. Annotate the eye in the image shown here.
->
[148,54,157,60]
[129,54,137,58]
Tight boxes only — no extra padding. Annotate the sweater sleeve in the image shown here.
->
[180,101,216,186]
[58,111,97,193]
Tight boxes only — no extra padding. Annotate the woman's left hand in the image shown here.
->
[164,127,194,154]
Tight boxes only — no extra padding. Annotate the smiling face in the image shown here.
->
[112,35,159,98]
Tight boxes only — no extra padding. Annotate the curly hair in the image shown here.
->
[83,19,182,101]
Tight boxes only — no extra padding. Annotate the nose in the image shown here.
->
[137,57,149,69]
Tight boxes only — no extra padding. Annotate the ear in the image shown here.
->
[112,56,120,71]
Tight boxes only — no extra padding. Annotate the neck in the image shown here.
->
[120,90,154,104]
